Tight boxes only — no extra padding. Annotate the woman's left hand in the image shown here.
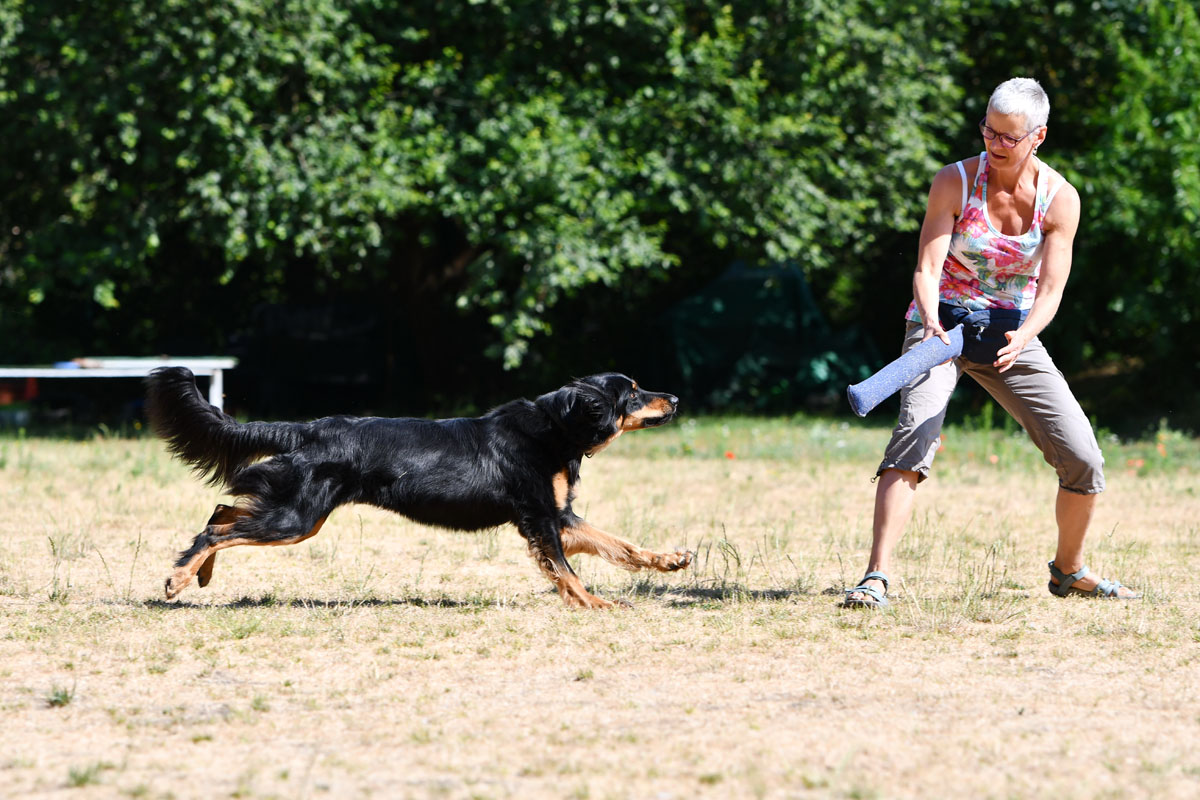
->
[994,329,1031,373]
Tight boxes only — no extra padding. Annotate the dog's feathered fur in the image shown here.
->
[145,367,691,608]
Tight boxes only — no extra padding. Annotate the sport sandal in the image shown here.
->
[1048,561,1141,600]
[842,571,890,608]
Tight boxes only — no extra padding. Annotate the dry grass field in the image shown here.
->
[1,415,1198,799]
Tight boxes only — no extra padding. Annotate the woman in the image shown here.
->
[844,77,1139,608]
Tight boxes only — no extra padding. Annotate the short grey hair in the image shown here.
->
[987,77,1050,131]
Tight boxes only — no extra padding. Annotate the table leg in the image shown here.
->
[208,369,225,411]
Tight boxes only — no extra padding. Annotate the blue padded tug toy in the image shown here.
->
[846,325,965,417]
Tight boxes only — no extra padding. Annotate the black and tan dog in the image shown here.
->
[144,368,691,608]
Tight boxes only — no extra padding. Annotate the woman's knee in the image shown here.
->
[1057,445,1106,494]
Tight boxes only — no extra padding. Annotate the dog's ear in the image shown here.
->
[536,385,617,449]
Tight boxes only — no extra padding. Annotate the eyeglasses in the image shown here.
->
[978,119,1039,148]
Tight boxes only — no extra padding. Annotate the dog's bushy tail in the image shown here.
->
[145,367,304,487]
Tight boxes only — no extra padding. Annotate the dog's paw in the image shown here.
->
[164,573,187,600]
[579,594,617,610]
[560,587,618,610]
[654,550,693,572]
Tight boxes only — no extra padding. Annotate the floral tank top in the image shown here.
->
[906,151,1064,322]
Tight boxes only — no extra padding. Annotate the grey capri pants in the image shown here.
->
[877,322,1105,494]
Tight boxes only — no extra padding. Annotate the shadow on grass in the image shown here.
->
[129,583,805,611]
[624,580,805,606]
[120,568,817,612]
[135,594,501,611]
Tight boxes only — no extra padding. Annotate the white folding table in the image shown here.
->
[0,357,237,411]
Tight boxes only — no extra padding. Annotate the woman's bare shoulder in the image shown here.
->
[928,156,979,214]
[931,155,982,193]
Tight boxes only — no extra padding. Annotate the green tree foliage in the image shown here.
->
[0,0,1194,422]
[1,0,409,354]
[0,0,960,369]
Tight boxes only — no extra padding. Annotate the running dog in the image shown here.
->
[145,368,691,608]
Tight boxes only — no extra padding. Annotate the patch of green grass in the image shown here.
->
[217,613,265,640]
[46,683,76,708]
[67,761,113,787]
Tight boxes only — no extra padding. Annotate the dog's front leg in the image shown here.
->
[519,516,615,610]
[560,514,692,573]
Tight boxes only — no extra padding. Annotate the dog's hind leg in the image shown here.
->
[560,516,692,573]
[164,510,329,600]
[194,505,252,588]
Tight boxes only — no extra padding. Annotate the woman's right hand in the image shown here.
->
[921,322,956,366]
[921,322,952,346]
